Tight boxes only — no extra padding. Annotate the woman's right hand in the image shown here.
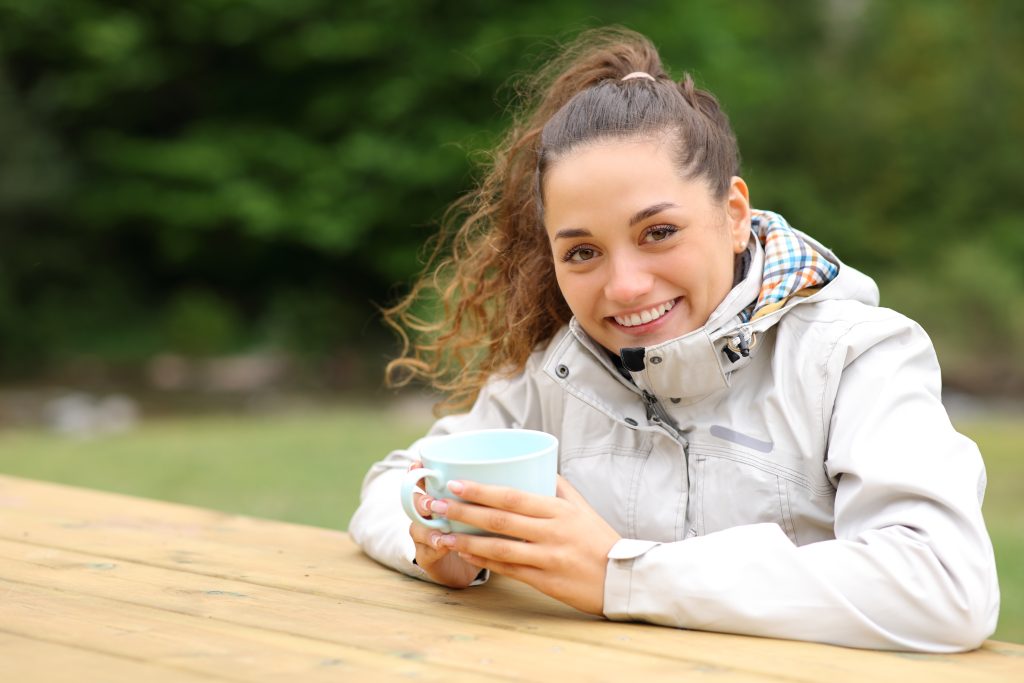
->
[407,462,481,588]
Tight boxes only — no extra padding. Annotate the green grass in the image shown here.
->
[959,417,1024,645]
[0,405,433,530]
[0,407,1019,643]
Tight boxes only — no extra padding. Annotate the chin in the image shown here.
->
[637,323,698,348]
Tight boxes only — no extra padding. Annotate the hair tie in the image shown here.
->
[621,71,656,82]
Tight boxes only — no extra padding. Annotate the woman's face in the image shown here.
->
[542,137,751,353]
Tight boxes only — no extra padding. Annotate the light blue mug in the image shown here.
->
[400,428,558,535]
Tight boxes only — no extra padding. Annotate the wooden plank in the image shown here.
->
[3,475,1022,682]
[0,543,773,683]
[0,629,230,683]
[4,475,1023,682]
[0,575,513,683]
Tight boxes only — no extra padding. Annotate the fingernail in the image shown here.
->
[439,534,456,548]
[420,497,433,513]
[429,499,448,515]
[429,533,441,548]
[447,480,464,495]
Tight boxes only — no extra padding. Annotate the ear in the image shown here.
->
[725,176,752,254]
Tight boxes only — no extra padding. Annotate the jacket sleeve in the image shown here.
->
[602,312,1000,652]
[347,361,552,582]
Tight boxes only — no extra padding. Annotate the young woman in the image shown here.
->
[349,27,999,651]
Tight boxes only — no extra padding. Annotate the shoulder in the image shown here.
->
[784,297,907,332]
[775,299,944,440]
[452,326,573,433]
[485,324,573,391]
[781,299,935,370]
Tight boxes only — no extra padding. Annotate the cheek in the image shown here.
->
[552,268,595,315]
[552,267,574,305]
[704,251,740,304]
[552,264,569,294]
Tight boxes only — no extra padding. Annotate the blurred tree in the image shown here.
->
[0,0,1020,391]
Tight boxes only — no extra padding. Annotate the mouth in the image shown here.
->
[610,298,679,330]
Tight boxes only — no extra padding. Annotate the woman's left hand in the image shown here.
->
[429,475,620,615]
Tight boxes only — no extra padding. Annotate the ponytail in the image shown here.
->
[384,27,740,414]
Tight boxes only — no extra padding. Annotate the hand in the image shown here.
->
[431,475,620,615]
[407,462,481,588]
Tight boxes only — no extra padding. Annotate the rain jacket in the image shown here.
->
[349,214,999,652]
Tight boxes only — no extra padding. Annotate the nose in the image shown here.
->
[603,252,654,305]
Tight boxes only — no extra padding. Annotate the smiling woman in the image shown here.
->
[349,26,1000,653]
[543,139,750,352]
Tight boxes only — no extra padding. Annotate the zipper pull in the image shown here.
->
[641,390,659,422]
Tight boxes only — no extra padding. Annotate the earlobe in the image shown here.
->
[727,176,752,253]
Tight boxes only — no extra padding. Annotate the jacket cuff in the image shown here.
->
[603,538,661,619]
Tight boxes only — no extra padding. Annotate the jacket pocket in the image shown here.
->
[691,436,833,544]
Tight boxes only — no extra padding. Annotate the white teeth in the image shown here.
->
[614,299,676,328]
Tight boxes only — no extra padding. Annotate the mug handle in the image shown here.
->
[400,467,451,532]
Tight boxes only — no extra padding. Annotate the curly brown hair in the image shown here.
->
[383,27,739,414]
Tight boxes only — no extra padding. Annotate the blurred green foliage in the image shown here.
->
[0,1,1021,390]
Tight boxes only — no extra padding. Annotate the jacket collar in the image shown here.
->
[542,237,764,405]
[614,234,765,402]
[544,221,876,404]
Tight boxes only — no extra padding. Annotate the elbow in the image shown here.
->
[924,601,998,653]
[953,582,1000,652]
[882,595,998,653]
[347,508,367,547]
[868,530,1002,652]
[942,546,1001,652]
[907,562,1000,653]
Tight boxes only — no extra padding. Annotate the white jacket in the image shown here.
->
[349,227,999,652]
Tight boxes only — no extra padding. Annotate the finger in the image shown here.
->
[445,532,546,570]
[409,522,446,558]
[447,480,557,518]
[413,491,434,518]
[409,520,438,546]
[457,550,543,584]
[436,498,542,541]
[406,463,434,518]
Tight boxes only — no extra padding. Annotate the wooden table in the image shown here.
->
[1,475,1020,682]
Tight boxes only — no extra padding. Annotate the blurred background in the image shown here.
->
[0,0,1021,640]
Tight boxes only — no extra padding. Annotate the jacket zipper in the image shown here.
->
[642,389,694,538]
[641,390,688,449]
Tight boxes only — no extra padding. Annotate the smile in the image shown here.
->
[613,299,677,328]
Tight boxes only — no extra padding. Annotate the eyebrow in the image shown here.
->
[552,227,591,240]
[552,202,680,241]
[628,202,678,226]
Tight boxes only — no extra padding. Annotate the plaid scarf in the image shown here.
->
[739,210,838,323]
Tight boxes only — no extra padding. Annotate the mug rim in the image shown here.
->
[417,428,558,466]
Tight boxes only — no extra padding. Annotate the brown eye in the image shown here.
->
[564,245,598,263]
[643,225,677,243]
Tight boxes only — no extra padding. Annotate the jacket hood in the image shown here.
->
[564,210,880,402]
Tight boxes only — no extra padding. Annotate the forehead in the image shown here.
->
[542,138,712,227]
